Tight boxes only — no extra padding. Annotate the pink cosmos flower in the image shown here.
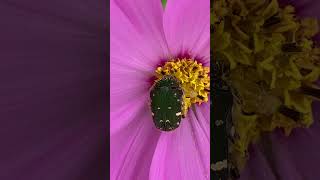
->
[240,1,320,179]
[110,0,210,179]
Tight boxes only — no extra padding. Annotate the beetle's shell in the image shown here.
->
[150,76,183,131]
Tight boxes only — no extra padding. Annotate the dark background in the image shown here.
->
[0,0,108,179]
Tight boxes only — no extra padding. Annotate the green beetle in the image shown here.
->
[150,75,184,131]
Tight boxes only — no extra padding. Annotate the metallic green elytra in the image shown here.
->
[150,75,184,131]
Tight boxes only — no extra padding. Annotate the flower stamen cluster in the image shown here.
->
[155,58,210,116]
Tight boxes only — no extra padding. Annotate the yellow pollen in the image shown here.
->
[155,58,210,116]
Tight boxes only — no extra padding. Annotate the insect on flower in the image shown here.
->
[111,0,211,178]
[150,75,184,131]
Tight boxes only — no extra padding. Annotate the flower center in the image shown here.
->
[149,58,210,131]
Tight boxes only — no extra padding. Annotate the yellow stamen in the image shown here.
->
[213,0,320,173]
[155,58,210,116]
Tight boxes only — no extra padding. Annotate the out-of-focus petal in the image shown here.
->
[265,103,320,180]
[150,105,210,180]
[163,0,210,64]
[241,102,320,180]
[239,144,278,180]
[110,111,161,180]
[0,0,106,179]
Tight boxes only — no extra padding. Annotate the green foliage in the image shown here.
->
[161,0,167,8]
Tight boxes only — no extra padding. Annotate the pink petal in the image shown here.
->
[110,111,161,180]
[197,100,210,125]
[111,0,169,132]
[150,105,210,180]
[111,0,169,68]
[163,0,210,63]
[110,95,148,135]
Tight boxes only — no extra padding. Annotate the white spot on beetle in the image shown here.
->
[157,107,160,110]
[168,107,172,109]
[176,122,180,125]
[160,120,163,122]
[165,120,170,123]
[176,112,182,116]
